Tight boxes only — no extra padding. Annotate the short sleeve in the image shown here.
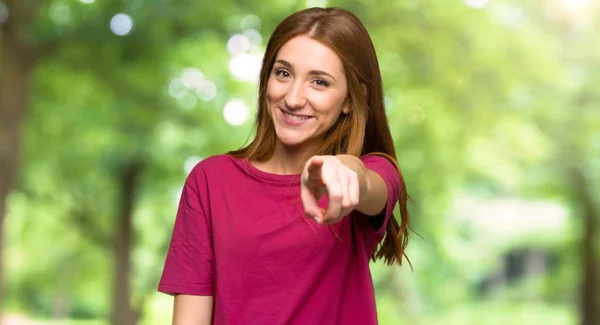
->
[158,166,214,296]
[358,155,401,237]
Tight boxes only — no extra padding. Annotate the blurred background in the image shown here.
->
[0,0,599,324]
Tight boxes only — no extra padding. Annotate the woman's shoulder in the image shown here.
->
[183,154,248,190]
[189,154,243,175]
[360,153,395,166]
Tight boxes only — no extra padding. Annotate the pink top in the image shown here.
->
[158,154,400,325]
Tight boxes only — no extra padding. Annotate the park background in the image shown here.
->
[0,0,599,324]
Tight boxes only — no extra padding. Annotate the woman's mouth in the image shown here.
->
[279,108,314,125]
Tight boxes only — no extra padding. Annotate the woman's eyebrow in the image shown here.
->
[274,59,337,81]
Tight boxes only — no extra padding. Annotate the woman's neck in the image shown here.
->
[254,140,320,175]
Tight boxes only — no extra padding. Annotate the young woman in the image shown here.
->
[158,7,411,325]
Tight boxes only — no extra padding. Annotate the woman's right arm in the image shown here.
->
[173,294,213,325]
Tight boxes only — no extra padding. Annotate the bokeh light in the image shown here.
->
[227,34,251,55]
[244,29,263,47]
[181,68,204,89]
[493,4,527,29]
[306,0,327,8]
[169,68,218,103]
[184,156,203,175]
[464,0,489,9]
[560,0,592,9]
[229,53,262,83]
[168,79,187,100]
[110,13,134,36]
[178,93,198,111]
[196,80,217,102]
[79,0,95,4]
[223,99,250,126]
[240,14,261,31]
[49,3,72,25]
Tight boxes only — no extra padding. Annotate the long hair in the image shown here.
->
[229,7,411,266]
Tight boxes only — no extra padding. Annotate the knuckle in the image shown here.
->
[329,193,342,201]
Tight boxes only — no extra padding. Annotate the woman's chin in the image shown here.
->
[275,128,323,150]
[277,137,306,148]
[275,132,309,148]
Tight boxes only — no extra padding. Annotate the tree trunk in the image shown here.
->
[0,0,37,315]
[569,167,600,325]
[111,160,144,325]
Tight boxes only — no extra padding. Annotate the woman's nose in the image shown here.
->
[284,81,307,109]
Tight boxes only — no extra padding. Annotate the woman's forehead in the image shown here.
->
[275,36,344,76]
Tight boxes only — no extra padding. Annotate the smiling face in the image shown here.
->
[266,35,349,152]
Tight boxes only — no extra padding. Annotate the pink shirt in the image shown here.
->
[158,154,400,325]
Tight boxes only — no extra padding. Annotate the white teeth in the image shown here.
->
[284,111,310,121]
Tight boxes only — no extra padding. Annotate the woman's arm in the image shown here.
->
[300,155,389,223]
[173,294,213,325]
[335,154,388,217]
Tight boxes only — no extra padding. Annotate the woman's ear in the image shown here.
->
[342,83,367,115]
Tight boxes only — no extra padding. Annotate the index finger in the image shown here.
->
[323,171,343,222]
[301,182,324,221]
[306,156,324,173]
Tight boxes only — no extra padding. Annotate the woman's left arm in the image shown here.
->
[335,154,387,216]
[300,154,389,224]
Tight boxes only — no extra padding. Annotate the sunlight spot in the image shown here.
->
[493,4,526,28]
[241,15,261,31]
[223,99,250,126]
[49,3,72,25]
[384,96,393,113]
[171,68,218,102]
[306,0,327,8]
[2,314,39,325]
[110,13,134,36]
[560,0,592,9]
[244,29,263,46]
[168,78,188,100]
[79,0,95,4]
[181,68,204,89]
[464,0,488,9]
[184,156,203,175]
[196,80,217,101]
[178,93,198,111]
[227,34,251,55]
[172,188,183,206]
[229,53,262,83]
[455,196,568,240]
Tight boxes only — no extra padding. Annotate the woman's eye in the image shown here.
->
[314,79,329,87]
[275,69,290,78]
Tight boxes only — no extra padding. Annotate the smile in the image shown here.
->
[283,111,311,120]
[279,108,314,125]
